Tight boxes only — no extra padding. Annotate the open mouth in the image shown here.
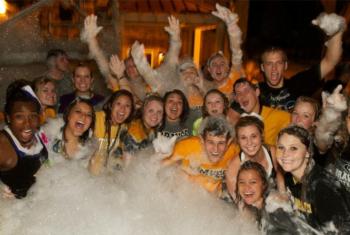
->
[75,120,86,130]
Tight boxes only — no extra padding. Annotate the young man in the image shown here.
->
[232,78,290,146]
[162,116,239,196]
[45,49,72,96]
[259,13,346,111]
[58,63,104,113]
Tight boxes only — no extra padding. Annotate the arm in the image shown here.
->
[81,15,121,91]
[109,55,132,92]
[314,85,347,153]
[312,13,346,78]
[88,139,107,176]
[270,145,286,194]
[225,155,240,200]
[130,41,160,92]
[163,16,181,67]
[212,4,243,73]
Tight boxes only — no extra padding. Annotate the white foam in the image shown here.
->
[0,148,259,235]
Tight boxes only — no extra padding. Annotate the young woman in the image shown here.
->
[58,63,104,113]
[291,96,320,133]
[43,98,96,166]
[89,89,134,175]
[118,94,164,164]
[192,89,229,136]
[160,89,199,140]
[0,84,48,199]
[226,116,285,200]
[32,76,57,124]
[277,125,350,233]
[236,161,312,234]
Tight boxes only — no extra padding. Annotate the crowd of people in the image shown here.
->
[0,3,350,234]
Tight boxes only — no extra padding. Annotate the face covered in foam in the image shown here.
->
[208,55,230,84]
[180,66,200,86]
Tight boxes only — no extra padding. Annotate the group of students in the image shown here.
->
[0,3,350,234]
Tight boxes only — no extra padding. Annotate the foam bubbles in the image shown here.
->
[0,148,259,235]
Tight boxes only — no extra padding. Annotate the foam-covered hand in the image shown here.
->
[131,41,148,67]
[153,134,177,159]
[212,3,238,25]
[81,14,103,43]
[312,13,346,36]
[109,54,125,79]
[164,15,180,39]
[321,85,347,112]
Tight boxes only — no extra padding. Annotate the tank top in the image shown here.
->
[239,146,276,179]
[0,129,48,198]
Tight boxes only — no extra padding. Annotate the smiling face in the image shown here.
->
[36,81,57,107]
[66,102,93,137]
[180,67,200,86]
[125,58,139,79]
[111,95,133,125]
[276,133,309,179]
[291,101,316,131]
[202,133,229,163]
[165,93,183,122]
[73,66,93,94]
[234,82,260,113]
[237,169,265,207]
[208,56,229,83]
[261,51,287,88]
[205,92,225,117]
[237,125,263,158]
[8,101,40,148]
[143,100,164,129]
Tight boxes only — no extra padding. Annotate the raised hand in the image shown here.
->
[322,85,347,112]
[312,13,346,36]
[109,54,125,79]
[153,134,177,159]
[212,3,238,25]
[164,15,180,39]
[130,41,148,66]
[80,14,103,43]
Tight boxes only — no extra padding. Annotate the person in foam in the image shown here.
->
[162,116,239,198]
[0,82,48,199]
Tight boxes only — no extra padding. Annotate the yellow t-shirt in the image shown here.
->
[166,136,239,194]
[261,106,291,146]
[40,107,56,124]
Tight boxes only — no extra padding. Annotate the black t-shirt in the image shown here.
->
[259,64,321,111]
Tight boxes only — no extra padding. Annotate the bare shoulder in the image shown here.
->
[0,132,17,170]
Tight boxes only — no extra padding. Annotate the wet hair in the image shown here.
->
[163,89,190,124]
[235,161,269,203]
[46,49,67,68]
[261,47,287,63]
[202,89,229,118]
[294,96,321,121]
[232,77,258,95]
[277,125,313,156]
[73,62,93,78]
[102,89,134,151]
[198,116,234,141]
[4,80,41,121]
[32,76,56,93]
[63,98,95,144]
[235,116,265,138]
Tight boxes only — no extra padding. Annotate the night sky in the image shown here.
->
[245,0,350,63]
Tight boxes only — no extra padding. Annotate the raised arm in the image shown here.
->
[212,4,243,73]
[163,15,181,66]
[312,13,347,78]
[130,41,159,92]
[109,54,132,91]
[314,85,347,153]
[81,15,121,91]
